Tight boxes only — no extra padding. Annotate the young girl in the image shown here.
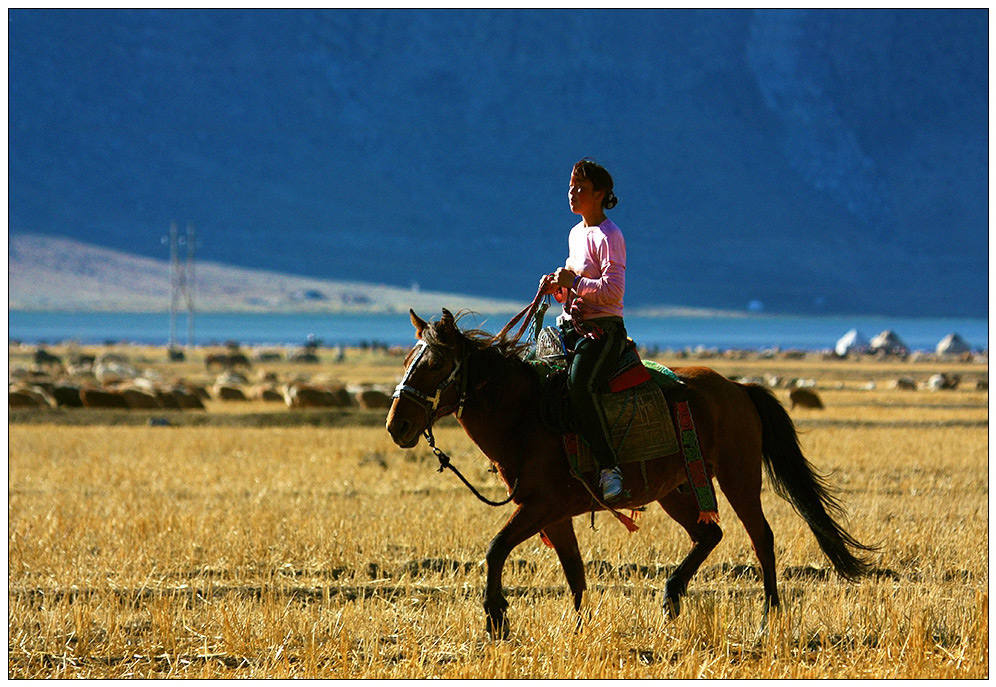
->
[542,158,628,502]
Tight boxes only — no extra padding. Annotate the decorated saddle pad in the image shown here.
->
[565,380,680,474]
[552,359,719,522]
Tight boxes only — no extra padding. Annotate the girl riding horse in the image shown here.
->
[541,158,629,503]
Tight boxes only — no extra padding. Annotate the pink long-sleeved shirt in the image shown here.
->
[558,218,626,321]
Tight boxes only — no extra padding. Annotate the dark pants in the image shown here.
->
[561,316,627,470]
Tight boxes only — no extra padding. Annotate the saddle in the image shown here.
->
[530,326,719,523]
[535,326,651,393]
[530,327,685,454]
[530,350,685,467]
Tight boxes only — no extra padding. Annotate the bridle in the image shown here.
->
[392,335,519,508]
[392,276,554,427]
[392,339,471,426]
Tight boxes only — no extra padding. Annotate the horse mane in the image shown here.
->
[421,311,532,359]
[420,311,537,402]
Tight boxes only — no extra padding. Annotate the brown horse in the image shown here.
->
[386,309,875,639]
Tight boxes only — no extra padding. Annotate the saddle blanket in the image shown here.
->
[565,379,680,474]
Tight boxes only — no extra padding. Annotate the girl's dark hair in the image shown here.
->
[572,158,618,209]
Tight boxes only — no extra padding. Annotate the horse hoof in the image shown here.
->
[663,595,681,620]
[486,616,510,641]
[573,612,587,634]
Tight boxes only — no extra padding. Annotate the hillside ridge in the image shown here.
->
[8,234,522,314]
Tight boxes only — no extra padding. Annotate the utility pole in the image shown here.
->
[165,222,197,360]
[168,222,180,354]
[185,223,196,350]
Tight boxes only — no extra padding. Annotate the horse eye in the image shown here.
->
[424,354,445,371]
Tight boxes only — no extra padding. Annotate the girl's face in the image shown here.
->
[568,174,605,218]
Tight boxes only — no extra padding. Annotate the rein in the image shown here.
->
[424,286,549,507]
[394,332,523,508]
[423,426,520,507]
[398,284,587,509]
[490,278,552,346]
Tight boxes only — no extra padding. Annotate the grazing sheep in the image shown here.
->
[205,351,252,371]
[120,387,162,409]
[288,350,321,363]
[789,387,824,410]
[80,387,130,409]
[9,387,53,408]
[155,389,183,409]
[251,384,285,402]
[354,388,393,410]
[926,373,960,391]
[212,385,249,401]
[216,370,249,386]
[52,384,84,407]
[283,383,352,408]
[171,387,206,410]
[94,359,138,385]
[33,348,64,371]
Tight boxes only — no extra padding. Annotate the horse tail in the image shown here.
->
[742,383,877,581]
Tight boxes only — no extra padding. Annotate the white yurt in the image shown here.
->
[936,333,971,356]
[869,330,909,357]
[835,329,869,357]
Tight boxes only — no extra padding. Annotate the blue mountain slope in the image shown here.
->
[8,9,988,316]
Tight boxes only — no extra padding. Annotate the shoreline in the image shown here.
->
[8,306,986,320]
[8,310,989,354]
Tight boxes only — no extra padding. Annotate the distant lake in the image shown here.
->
[7,310,989,353]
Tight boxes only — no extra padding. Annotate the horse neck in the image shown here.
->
[457,346,538,469]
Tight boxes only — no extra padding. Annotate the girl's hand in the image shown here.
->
[553,268,577,289]
[538,273,557,295]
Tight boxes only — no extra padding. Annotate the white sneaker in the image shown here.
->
[599,467,624,502]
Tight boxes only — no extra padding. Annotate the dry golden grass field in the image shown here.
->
[7,343,989,678]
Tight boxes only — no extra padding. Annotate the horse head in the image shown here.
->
[386,309,468,448]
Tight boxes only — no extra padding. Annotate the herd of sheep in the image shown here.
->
[8,348,394,412]
[8,337,986,414]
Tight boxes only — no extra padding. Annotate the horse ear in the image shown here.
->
[410,309,427,338]
[439,308,458,342]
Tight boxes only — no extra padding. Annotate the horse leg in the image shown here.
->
[714,467,780,621]
[484,504,551,640]
[541,518,587,629]
[657,489,723,619]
